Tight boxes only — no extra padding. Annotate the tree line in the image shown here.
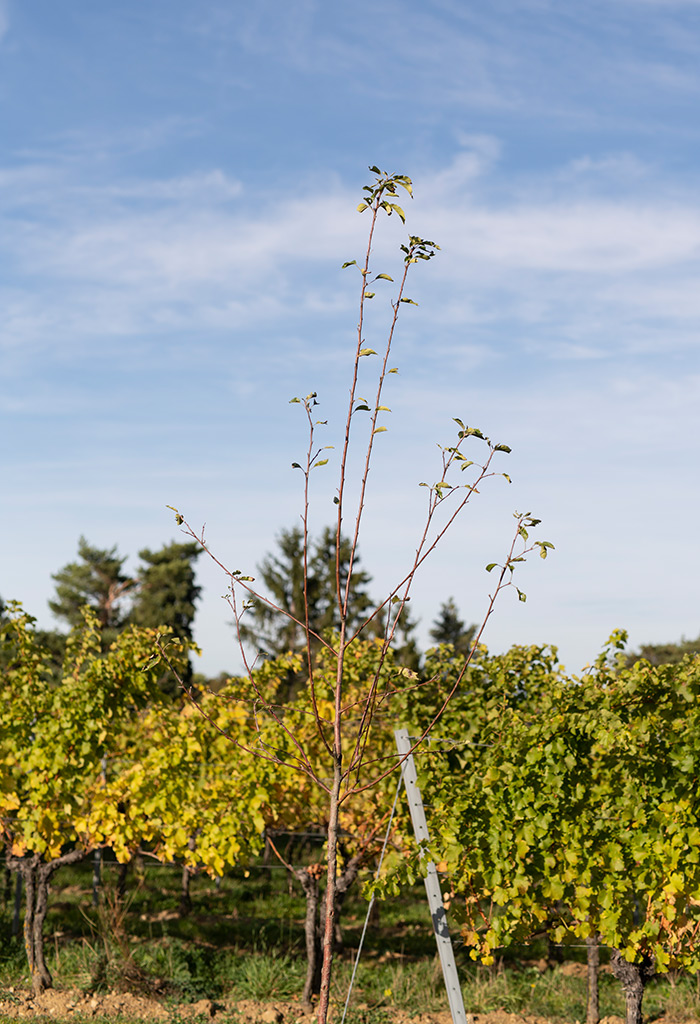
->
[1,527,479,686]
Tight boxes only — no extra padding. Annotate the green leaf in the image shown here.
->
[399,298,418,305]
[341,260,357,269]
[289,397,301,404]
[388,367,399,374]
[517,588,527,603]
[166,505,184,526]
[375,273,394,282]
[357,203,368,213]
[354,404,370,412]
[494,444,512,454]
[376,405,391,412]
[291,463,302,470]
[373,426,387,435]
[369,165,381,174]
[333,497,340,505]
[359,348,377,356]
[485,563,498,573]
[363,291,375,299]
[314,459,329,468]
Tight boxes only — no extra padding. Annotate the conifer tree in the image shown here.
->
[48,537,135,644]
[429,596,477,656]
[129,541,202,687]
[239,526,375,658]
[130,542,202,639]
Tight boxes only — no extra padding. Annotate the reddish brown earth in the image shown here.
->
[0,988,636,1024]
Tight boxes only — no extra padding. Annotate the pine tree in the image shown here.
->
[130,541,202,638]
[48,537,135,645]
[429,597,476,656]
[129,541,202,687]
[307,526,375,640]
[239,526,375,659]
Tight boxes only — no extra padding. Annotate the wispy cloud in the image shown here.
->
[195,0,700,131]
[2,144,699,373]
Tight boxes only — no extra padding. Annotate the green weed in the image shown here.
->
[4,860,700,1022]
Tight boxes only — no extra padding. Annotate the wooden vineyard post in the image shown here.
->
[394,729,468,1024]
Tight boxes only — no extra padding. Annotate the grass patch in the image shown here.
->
[4,858,700,1022]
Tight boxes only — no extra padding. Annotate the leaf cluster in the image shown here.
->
[0,605,190,861]
[419,644,700,972]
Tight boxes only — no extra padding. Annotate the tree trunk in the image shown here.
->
[293,846,364,1013]
[180,832,201,916]
[586,934,600,1024]
[20,856,52,996]
[296,866,322,1011]
[7,849,88,996]
[12,871,22,937]
[116,858,129,902]
[180,864,193,916]
[92,849,102,907]
[31,862,55,996]
[330,846,363,953]
[610,948,655,1024]
[317,763,342,1024]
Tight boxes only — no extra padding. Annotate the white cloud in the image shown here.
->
[96,170,243,203]
[1,146,699,375]
[431,202,700,273]
[3,152,698,677]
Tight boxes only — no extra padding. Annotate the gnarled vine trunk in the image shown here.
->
[7,849,88,996]
[296,863,323,1010]
[292,845,365,1013]
[610,948,655,1024]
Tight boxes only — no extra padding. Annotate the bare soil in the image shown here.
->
[0,988,635,1024]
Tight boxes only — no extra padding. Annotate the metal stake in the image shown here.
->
[395,728,467,1024]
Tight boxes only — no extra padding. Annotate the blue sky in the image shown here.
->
[2,0,699,676]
